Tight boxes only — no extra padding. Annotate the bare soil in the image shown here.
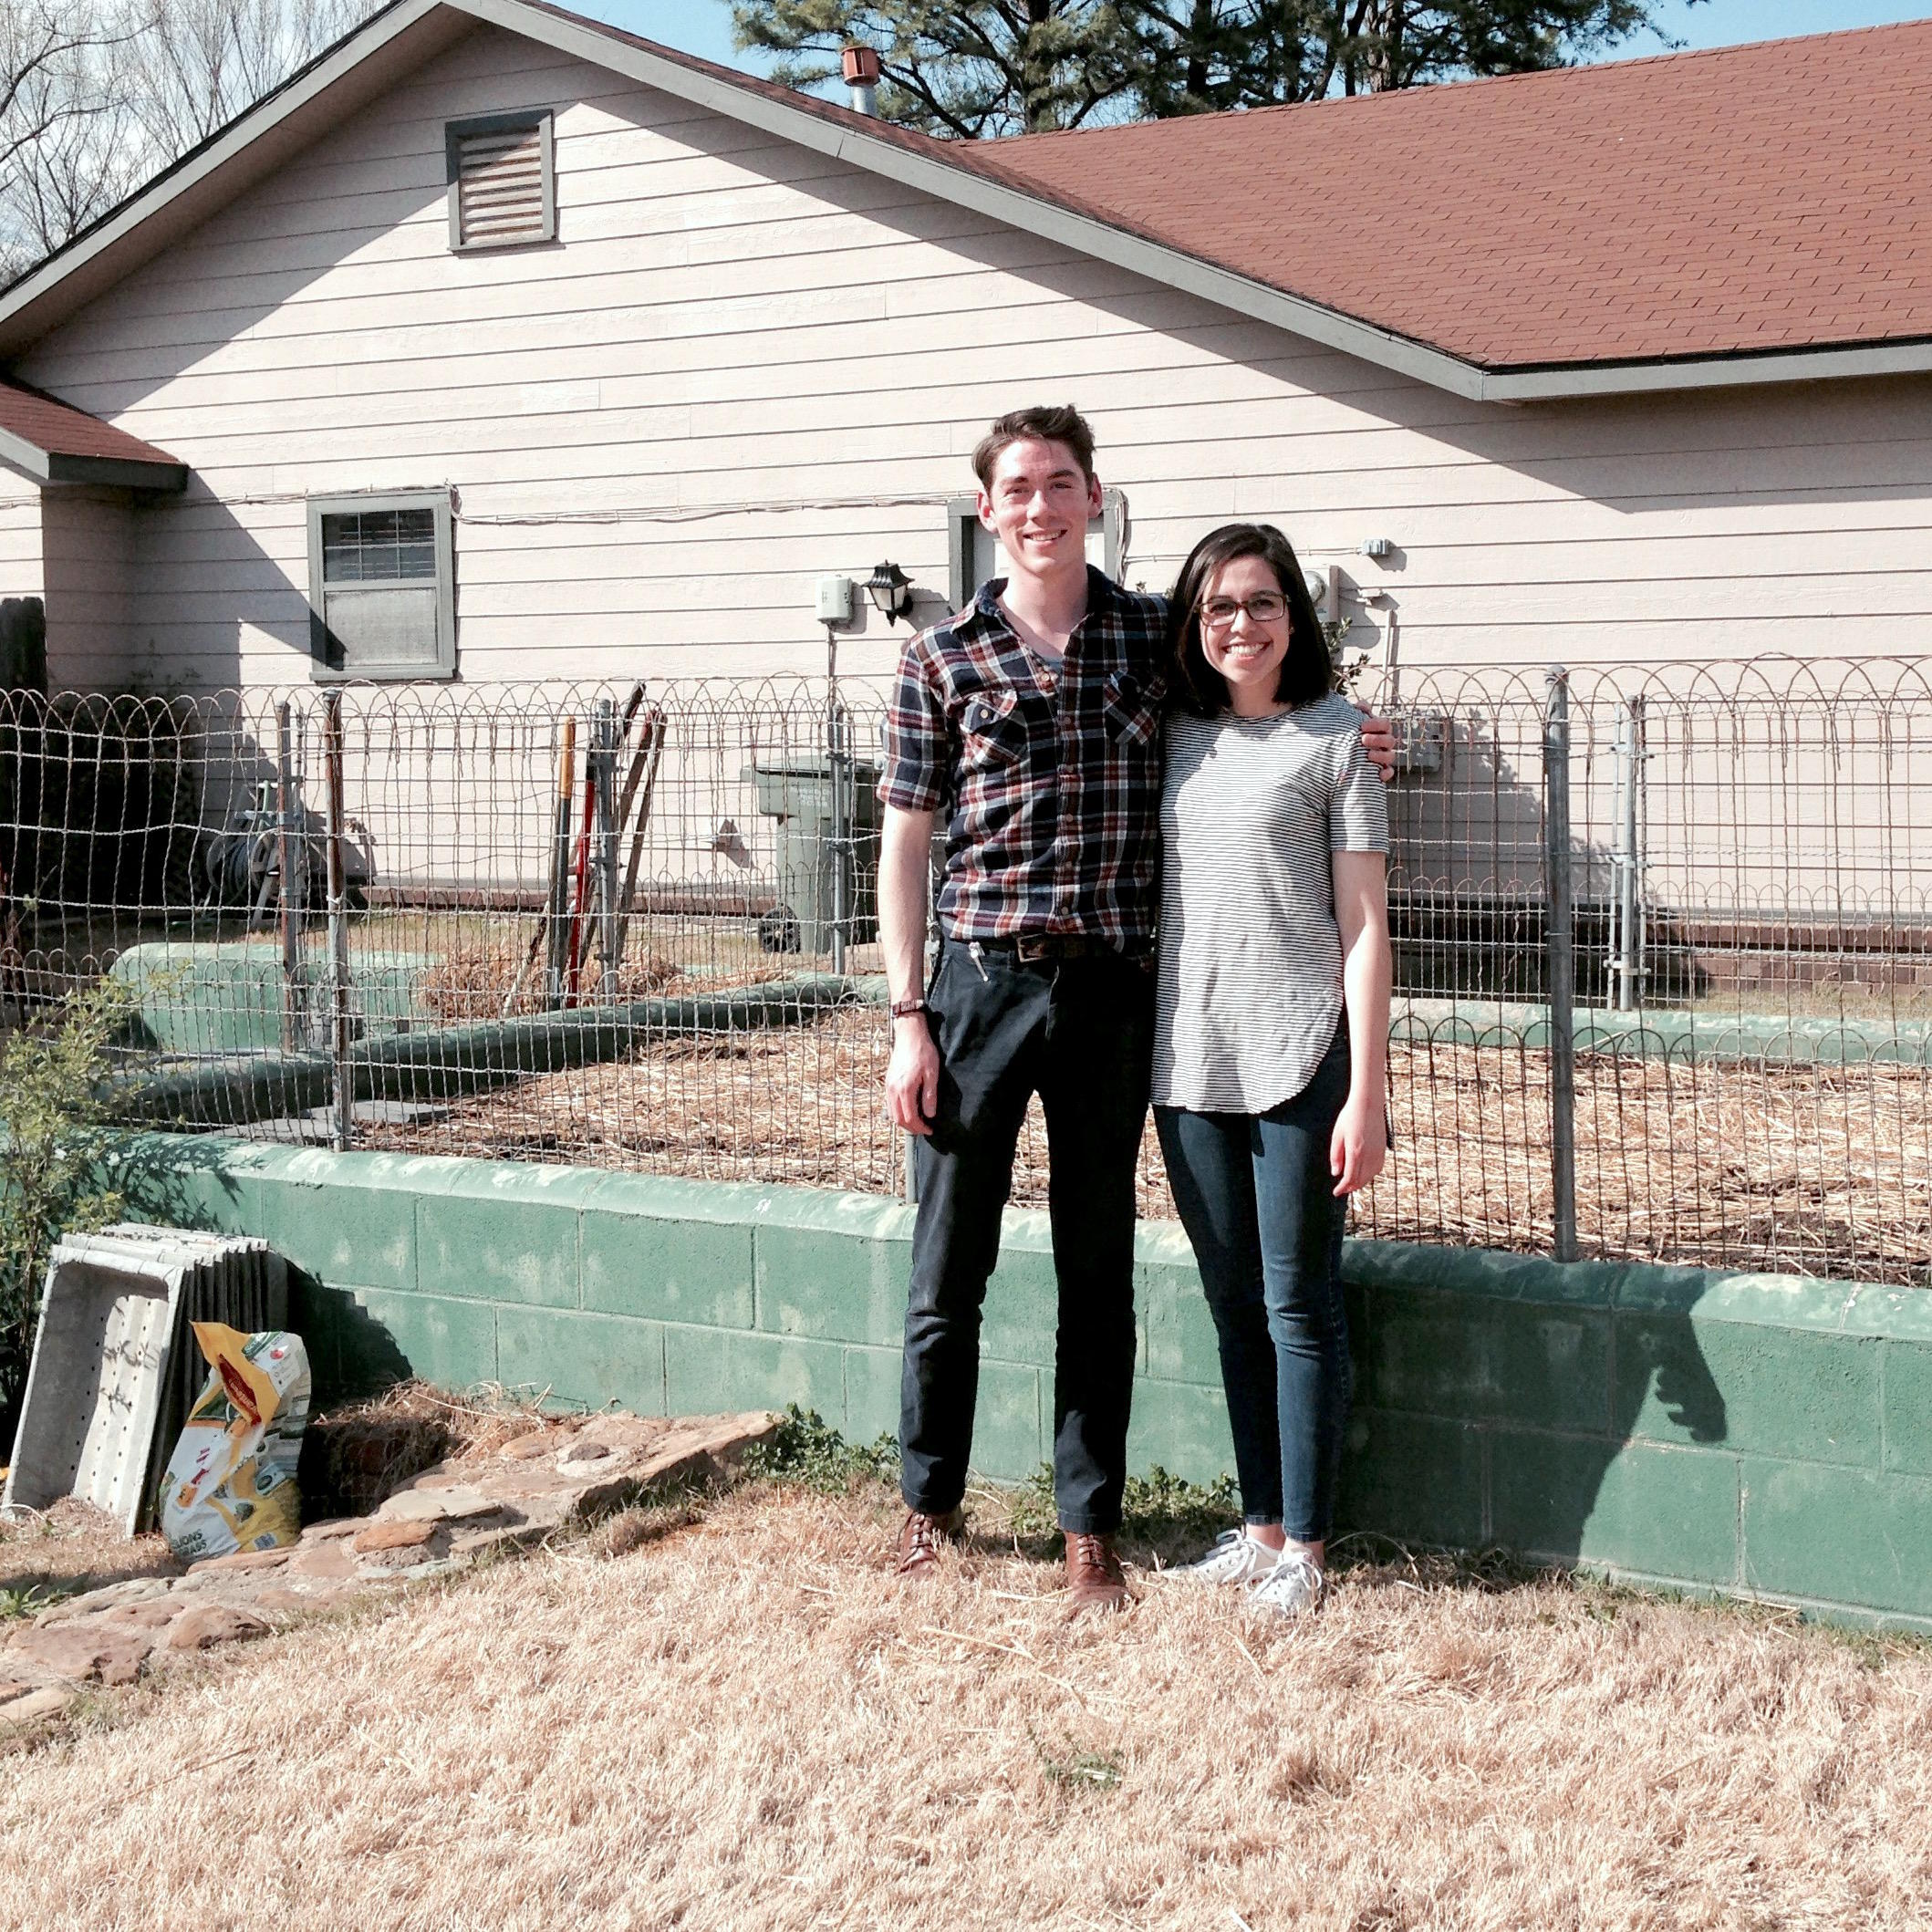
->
[2,1480,1927,1928]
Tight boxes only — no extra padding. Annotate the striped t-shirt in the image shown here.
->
[1151,692,1389,1115]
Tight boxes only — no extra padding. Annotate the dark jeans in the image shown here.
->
[1153,1029,1353,1542]
[900,940,1154,1534]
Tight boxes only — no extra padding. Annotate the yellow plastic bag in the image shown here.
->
[160,1323,311,1563]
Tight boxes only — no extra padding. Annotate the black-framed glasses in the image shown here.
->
[1198,592,1287,631]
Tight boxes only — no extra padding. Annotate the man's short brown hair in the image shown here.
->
[971,405,1097,489]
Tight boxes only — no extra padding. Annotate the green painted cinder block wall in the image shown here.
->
[103,1133,1932,1631]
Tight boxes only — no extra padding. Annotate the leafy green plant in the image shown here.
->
[739,1404,900,1492]
[0,980,135,1416]
[1003,1460,1240,1542]
[1029,1729,1124,1792]
[0,1579,80,1621]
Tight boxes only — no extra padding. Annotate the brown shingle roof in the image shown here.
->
[962,22,1932,372]
[555,5,1932,376]
[0,378,185,481]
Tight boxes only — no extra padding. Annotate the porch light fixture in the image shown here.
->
[864,559,915,624]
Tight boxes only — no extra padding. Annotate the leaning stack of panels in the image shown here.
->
[99,1226,288,1531]
[0,1225,288,1537]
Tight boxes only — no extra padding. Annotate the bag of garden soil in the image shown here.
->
[160,1324,312,1563]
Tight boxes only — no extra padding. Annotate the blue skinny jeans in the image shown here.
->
[1154,1030,1353,1542]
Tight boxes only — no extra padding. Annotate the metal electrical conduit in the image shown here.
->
[109,972,884,1130]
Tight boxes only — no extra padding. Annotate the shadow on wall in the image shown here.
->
[1340,1251,1731,1575]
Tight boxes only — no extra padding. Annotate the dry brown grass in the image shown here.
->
[0,1500,182,1605]
[3,1481,1928,1929]
[352,1010,1930,1283]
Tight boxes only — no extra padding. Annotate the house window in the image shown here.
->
[307,492,455,680]
[446,110,556,251]
[947,488,1125,610]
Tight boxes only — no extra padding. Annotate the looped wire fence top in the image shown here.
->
[0,661,1923,1283]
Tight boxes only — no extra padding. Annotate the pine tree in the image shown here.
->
[731,0,1693,135]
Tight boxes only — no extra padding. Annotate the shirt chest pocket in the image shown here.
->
[1102,671,1164,749]
[959,689,1029,773]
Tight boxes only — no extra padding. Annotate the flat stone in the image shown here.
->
[254,1585,356,1614]
[299,1519,362,1543]
[286,1542,361,1580]
[165,1605,271,1652]
[374,1485,500,1525]
[190,1546,294,1576]
[353,1518,439,1554]
[498,1433,556,1460]
[37,1577,177,1624]
[0,1688,73,1727]
[16,1620,153,1686]
[558,1440,613,1465]
[99,1601,182,1632]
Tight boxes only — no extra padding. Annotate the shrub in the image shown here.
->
[0,980,134,1421]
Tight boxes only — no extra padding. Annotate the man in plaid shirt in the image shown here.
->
[879,406,1391,1612]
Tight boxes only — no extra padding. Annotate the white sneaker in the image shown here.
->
[1166,1529,1283,1586]
[1246,1553,1324,1618]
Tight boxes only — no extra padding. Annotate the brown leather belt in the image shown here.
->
[972,934,1153,964]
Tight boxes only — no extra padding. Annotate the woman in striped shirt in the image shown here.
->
[1151,522,1393,1619]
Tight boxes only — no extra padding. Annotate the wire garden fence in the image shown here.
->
[0,662,1925,1284]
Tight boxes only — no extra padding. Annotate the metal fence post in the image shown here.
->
[1543,667,1578,1262]
[321,690,352,1153]
[1611,691,1647,1013]
[275,701,302,1052]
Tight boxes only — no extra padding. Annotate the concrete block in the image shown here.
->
[969,1360,1044,1482]
[979,1244,1061,1368]
[1336,1407,1485,1550]
[581,1189,755,1330]
[754,1225,907,1347]
[1491,1430,1740,1584]
[1137,1262,1223,1388]
[843,1345,902,1447]
[349,1290,496,1390]
[664,1325,844,1422]
[496,1306,666,1416]
[1364,1287,1610,1432]
[416,1166,601,1308]
[1618,1314,1880,1467]
[105,1134,269,1235]
[1742,1458,1932,1616]
[1882,1342,1932,1476]
[1125,1378,1236,1491]
[258,1168,416,1293]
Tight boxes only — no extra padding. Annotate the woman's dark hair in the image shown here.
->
[1166,523,1333,716]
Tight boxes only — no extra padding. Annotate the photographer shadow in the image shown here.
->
[1341,1254,1735,1585]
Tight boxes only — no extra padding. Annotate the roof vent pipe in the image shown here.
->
[842,44,880,116]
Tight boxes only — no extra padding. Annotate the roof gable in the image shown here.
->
[1,0,1927,404]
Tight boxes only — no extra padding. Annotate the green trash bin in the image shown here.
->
[746,758,883,955]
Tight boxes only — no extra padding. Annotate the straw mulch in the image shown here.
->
[351,1008,1930,1283]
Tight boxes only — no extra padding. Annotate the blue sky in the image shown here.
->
[578,0,1931,88]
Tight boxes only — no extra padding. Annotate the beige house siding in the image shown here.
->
[3,20,1929,701]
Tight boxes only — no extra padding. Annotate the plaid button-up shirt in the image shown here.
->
[878,568,1168,947]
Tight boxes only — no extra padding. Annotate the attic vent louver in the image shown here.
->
[446,110,555,252]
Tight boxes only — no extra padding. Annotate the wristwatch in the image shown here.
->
[889,996,930,1020]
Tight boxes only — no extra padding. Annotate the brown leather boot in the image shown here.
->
[1064,1532,1128,1615]
[896,1507,966,1579]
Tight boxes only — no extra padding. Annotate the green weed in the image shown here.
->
[739,1405,899,1493]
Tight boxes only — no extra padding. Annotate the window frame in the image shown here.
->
[946,487,1125,611]
[444,109,556,254]
[306,489,457,684]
